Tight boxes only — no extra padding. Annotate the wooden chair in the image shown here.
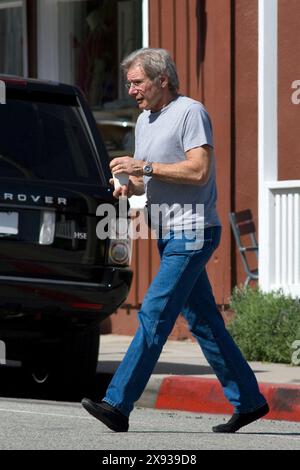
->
[229,209,259,287]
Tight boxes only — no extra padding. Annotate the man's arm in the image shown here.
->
[110,145,212,187]
[150,145,212,185]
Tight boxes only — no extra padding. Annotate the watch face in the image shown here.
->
[144,164,153,175]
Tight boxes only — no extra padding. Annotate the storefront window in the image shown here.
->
[56,0,142,108]
[0,0,27,76]
[37,0,144,159]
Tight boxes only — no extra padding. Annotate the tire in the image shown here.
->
[28,322,100,396]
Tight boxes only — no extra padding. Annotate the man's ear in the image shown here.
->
[160,74,168,89]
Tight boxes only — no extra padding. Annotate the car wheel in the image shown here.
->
[28,322,100,396]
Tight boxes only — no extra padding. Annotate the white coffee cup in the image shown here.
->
[113,172,129,190]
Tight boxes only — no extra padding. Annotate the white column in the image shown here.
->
[258,0,278,291]
[142,0,149,47]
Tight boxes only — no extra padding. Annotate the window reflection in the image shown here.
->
[0,1,24,75]
[57,0,142,108]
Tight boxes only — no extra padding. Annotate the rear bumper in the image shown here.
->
[0,266,133,318]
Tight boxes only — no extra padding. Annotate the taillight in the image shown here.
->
[107,215,132,266]
[39,211,56,245]
[108,239,132,265]
[97,198,133,266]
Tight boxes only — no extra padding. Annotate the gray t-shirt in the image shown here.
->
[134,95,221,231]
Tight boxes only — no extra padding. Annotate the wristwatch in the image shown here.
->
[143,163,153,176]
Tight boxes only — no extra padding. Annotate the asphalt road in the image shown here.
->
[0,396,299,450]
[0,364,299,452]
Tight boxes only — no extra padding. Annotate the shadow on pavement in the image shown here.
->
[0,363,111,403]
[99,360,213,376]
[0,360,214,403]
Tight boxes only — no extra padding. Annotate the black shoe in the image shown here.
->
[81,398,129,432]
[212,402,269,433]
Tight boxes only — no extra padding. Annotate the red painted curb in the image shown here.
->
[155,376,300,422]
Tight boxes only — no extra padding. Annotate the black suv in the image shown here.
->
[0,76,132,390]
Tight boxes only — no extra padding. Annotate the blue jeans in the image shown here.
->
[103,226,266,416]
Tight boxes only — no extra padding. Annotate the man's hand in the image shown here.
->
[110,156,144,177]
[109,176,145,199]
[109,178,128,198]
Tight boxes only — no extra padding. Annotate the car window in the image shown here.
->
[0,98,103,184]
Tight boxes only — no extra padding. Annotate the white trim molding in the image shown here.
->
[267,181,300,297]
[258,0,278,292]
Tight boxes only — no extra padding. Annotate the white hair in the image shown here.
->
[121,48,179,94]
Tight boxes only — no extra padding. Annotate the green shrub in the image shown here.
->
[227,286,300,364]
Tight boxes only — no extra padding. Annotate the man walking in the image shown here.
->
[81,48,269,433]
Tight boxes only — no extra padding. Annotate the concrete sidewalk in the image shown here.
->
[99,334,300,422]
